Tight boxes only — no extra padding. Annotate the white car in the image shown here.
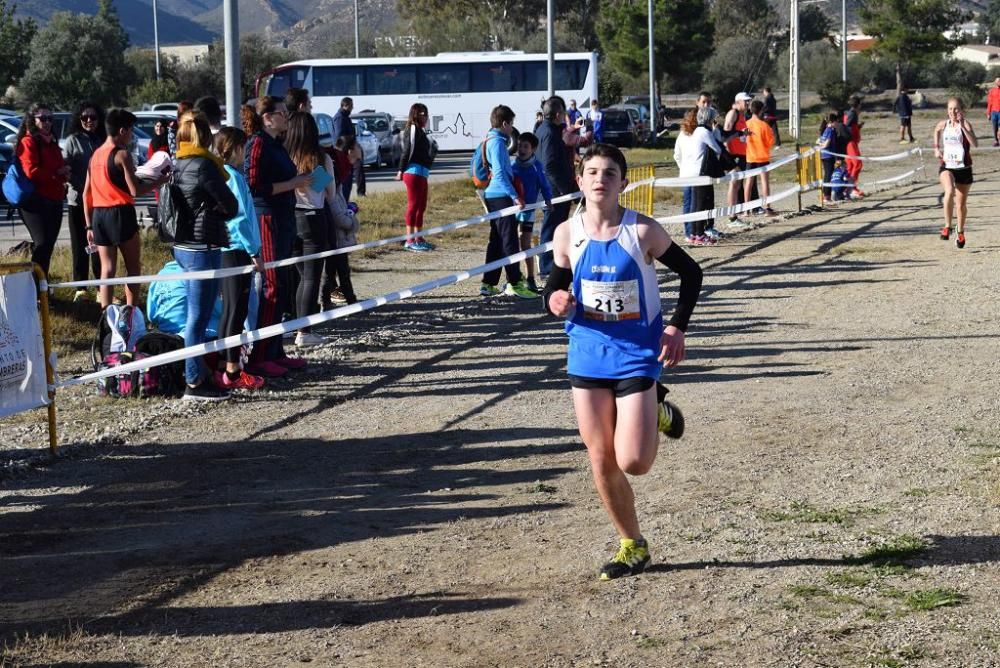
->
[354,120,380,168]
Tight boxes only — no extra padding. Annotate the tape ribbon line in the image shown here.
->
[54,147,923,389]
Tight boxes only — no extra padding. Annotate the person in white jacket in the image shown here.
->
[673,108,722,245]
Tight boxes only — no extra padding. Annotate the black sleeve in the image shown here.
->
[542,264,573,316]
[656,242,702,332]
[202,161,239,219]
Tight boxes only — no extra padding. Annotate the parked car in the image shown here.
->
[0,116,20,144]
[389,119,439,168]
[0,142,12,206]
[354,120,380,168]
[599,109,640,148]
[352,110,393,167]
[608,104,651,143]
[150,102,179,112]
[0,108,16,117]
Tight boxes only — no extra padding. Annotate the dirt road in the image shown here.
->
[2,160,999,667]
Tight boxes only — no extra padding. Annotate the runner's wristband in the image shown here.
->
[656,242,703,332]
[542,264,574,316]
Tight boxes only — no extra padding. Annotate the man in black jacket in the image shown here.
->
[536,96,574,278]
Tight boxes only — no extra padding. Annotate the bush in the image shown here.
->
[128,78,179,109]
[702,35,774,111]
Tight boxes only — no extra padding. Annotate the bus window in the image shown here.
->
[366,65,417,95]
[471,63,523,93]
[266,66,309,98]
[524,60,589,91]
[313,66,363,97]
[419,64,470,95]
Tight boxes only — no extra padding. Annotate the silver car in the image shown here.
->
[314,112,379,168]
[352,111,393,166]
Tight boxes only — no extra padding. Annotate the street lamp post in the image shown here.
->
[841,0,848,82]
[354,0,360,58]
[152,0,161,81]
[648,0,656,144]
[546,0,555,97]
[224,0,241,128]
[789,0,800,141]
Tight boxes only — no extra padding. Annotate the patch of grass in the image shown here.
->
[633,634,668,649]
[850,534,928,567]
[904,588,965,611]
[967,440,1000,450]
[761,500,882,525]
[825,569,874,588]
[863,606,891,621]
[523,481,557,494]
[787,584,861,606]
[902,487,931,498]
[953,425,971,434]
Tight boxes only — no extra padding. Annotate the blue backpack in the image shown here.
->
[2,155,34,206]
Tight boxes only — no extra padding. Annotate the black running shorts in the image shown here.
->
[568,374,655,397]
[92,205,139,246]
[939,164,973,186]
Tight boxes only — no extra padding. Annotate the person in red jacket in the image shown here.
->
[986,77,1000,147]
[14,103,69,278]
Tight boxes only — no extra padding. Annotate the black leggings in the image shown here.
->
[220,249,253,365]
[693,185,715,236]
[294,207,331,325]
[822,158,836,199]
[67,204,100,283]
[483,196,522,286]
[20,194,63,277]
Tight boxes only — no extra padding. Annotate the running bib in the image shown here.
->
[580,278,641,321]
[943,143,965,169]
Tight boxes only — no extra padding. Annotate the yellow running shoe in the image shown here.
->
[657,400,685,439]
[599,538,650,581]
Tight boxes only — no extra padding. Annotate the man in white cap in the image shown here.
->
[723,92,753,228]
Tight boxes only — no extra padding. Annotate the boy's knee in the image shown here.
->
[618,454,653,476]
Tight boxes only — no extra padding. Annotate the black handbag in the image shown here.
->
[700,146,734,178]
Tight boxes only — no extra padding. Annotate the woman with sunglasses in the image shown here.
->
[64,102,106,300]
[14,103,70,279]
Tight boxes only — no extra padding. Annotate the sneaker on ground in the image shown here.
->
[703,228,724,240]
[899,139,910,144]
[525,277,540,293]
[657,401,685,439]
[417,238,436,250]
[940,226,950,241]
[404,242,428,252]
[504,280,539,299]
[412,241,434,251]
[295,331,326,347]
[215,370,265,391]
[246,361,288,378]
[823,197,834,205]
[329,289,348,305]
[956,233,966,249]
[764,208,778,217]
[727,218,750,229]
[599,538,651,581]
[480,282,501,297]
[183,382,231,402]
[275,355,307,370]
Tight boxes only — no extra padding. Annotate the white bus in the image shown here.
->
[256,52,599,151]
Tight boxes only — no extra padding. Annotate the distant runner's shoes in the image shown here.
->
[599,538,650,581]
[940,226,950,241]
[956,232,966,249]
[657,401,685,439]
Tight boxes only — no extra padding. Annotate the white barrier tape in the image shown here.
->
[652,151,803,188]
[822,147,920,162]
[819,168,919,188]
[50,191,584,289]
[57,242,557,390]
[654,184,801,225]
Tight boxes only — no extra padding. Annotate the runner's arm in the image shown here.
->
[543,221,575,317]
[656,243,702,332]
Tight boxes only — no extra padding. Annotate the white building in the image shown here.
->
[159,44,212,66]
[951,44,1000,71]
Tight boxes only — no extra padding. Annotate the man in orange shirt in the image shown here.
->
[987,77,1000,147]
[744,99,777,217]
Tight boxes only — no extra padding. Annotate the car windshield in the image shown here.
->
[604,112,630,131]
[355,116,390,133]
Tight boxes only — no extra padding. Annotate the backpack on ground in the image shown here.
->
[91,305,184,398]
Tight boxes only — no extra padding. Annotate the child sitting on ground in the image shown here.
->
[830,159,854,201]
[510,132,552,293]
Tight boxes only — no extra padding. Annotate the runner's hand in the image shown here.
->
[659,325,686,366]
[548,290,575,317]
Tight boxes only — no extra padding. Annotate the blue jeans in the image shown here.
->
[991,112,1000,144]
[173,247,221,385]
[682,187,694,237]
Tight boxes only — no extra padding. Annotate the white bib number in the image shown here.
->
[943,143,965,169]
[580,279,641,322]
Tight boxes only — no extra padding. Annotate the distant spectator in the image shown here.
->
[480,104,536,299]
[332,97,359,201]
[586,99,604,142]
[168,99,193,157]
[536,96,574,278]
[723,92,751,228]
[744,99,776,217]
[566,99,582,127]
[15,102,68,280]
[194,96,223,134]
[83,108,168,307]
[893,89,915,144]
[284,87,312,113]
[673,107,723,245]
[843,96,865,196]
[511,131,552,292]
[395,102,435,252]
[172,111,239,401]
[334,134,364,201]
[147,118,169,160]
[987,77,1000,147]
[64,101,106,298]
[214,126,266,392]
[816,112,843,203]
[761,86,780,148]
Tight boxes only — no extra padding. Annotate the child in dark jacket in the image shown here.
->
[510,132,552,292]
[830,159,854,201]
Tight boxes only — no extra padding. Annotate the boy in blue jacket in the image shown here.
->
[480,105,537,299]
[511,132,552,293]
[830,159,854,201]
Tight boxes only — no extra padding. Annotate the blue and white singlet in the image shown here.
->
[566,208,663,379]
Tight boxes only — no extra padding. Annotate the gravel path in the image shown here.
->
[2,157,999,667]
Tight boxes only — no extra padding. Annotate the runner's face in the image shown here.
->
[578,156,626,204]
[948,104,963,121]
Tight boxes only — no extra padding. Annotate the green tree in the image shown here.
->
[204,34,296,102]
[710,0,776,43]
[799,4,832,43]
[597,0,714,94]
[19,11,135,109]
[984,0,1000,44]
[701,35,774,111]
[859,0,968,91]
[398,0,544,52]
[129,78,180,109]
[0,0,37,95]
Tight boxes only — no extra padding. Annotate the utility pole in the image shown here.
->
[841,0,847,82]
[224,0,240,128]
[648,0,656,144]
[354,0,360,58]
[788,0,800,141]
[152,0,161,81]
[546,0,555,97]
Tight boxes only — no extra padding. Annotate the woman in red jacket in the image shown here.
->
[14,103,69,277]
